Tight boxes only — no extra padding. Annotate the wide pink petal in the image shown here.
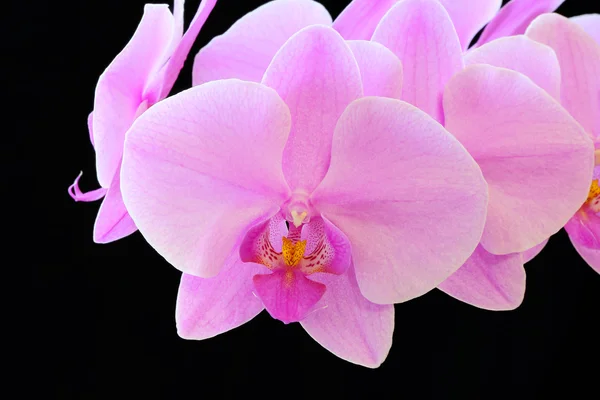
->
[526,14,600,141]
[176,254,265,340]
[372,0,463,123]
[94,163,137,244]
[438,0,501,50]
[464,35,561,101]
[311,97,488,304]
[572,14,600,45]
[192,0,332,86]
[438,246,525,310]
[569,234,600,275]
[121,80,291,277]
[476,0,565,47]
[332,0,397,40]
[301,265,393,368]
[300,217,352,275]
[444,65,594,255]
[93,5,175,188]
[522,239,549,263]
[262,25,362,193]
[253,270,326,324]
[346,40,403,99]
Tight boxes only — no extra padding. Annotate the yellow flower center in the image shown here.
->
[281,237,307,267]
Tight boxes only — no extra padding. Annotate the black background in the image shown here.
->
[22,0,600,398]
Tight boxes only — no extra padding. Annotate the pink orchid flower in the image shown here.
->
[68,0,216,243]
[512,14,600,273]
[367,0,594,310]
[120,25,489,367]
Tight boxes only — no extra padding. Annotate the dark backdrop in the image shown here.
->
[25,0,600,398]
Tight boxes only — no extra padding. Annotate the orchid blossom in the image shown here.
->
[68,0,216,243]
[365,0,594,311]
[513,14,600,273]
[465,13,600,273]
[121,25,489,367]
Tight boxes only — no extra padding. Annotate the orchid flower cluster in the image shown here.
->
[70,0,600,367]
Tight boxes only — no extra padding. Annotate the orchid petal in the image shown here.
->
[464,35,561,101]
[346,40,403,99]
[527,14,600,141]
[193,0,332,86]
[253,270,326,324]
[332,0,397,40]
[312,97,488,304]
[301,265,394,368]
[262,25,362,193]
[372,0,463,123]
[444,64,594,255]
[523,239,548,263]
[93,163,137,244]
[121,80,291,277]
[153,0,217,100]
[68,172,107,202]
[476,0,565,47]
[87,112,95,148]
[571,14,600,45]
[438,246,525,311]
[438,0,501,50]
[569,234,600,275]
[176,254,265,340]
[93,5,175,188]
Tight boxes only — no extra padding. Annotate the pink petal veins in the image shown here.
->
[193,0,332,85]
[121,80,291,277]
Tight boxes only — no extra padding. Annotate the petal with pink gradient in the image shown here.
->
[121,80,291,277]
[253,270,326,324]
[192,0,332,86]
[522,239,549,263]
[311,97,488,304]
[476,0,565,47]
[438,0,501,50]
[372,0,463,123]
[93,163,137,244]
[176,254,265,340]
[444,65,594,255]
[438,246,525,311]
[301,265,394,368]
[346,40,403,99]
[464,35,561,101]
[152,0,217,100]
[262,25,362,193]
[332,0,397,40]
[527,14,600,141]
[300,217,352,275]
[569,234,600,275]
[93,5,175,188]
[571,14,600,45]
